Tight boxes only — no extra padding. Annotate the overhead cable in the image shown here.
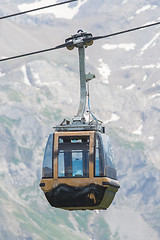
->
[0,42,70,62]
[0,21,160,62]
[87,21,160,41]
[0,0,77,20]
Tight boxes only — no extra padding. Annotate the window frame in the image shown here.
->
[57,135,90,178]
[42,133,54,179]
[53,131,94,179]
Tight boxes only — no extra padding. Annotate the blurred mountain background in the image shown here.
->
[0,0,160,239]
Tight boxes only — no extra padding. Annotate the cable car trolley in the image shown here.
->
[39,30,120,210]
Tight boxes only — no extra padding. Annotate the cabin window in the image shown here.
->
[95,133,117,179]
[95,135,104,176]
[58,136,89,178]
[101,134,117,179]
[42,134,53,178]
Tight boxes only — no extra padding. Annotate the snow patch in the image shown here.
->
[143,75,147,82]
[136,5,156,14]
[142,63,160,69]
[136,5,151,14]
[18,0,88,20]
[122,64,160,70]
[97,58,111,84]
[121,65,139,70]
[32,71,41,85]
[148,136,154,141]
[125,84,135,90]
[122,0,128,5]
[128,16,134,21]
[132,124,143,135]
[140,32,160,55]
[149,93,160,99]
[103,43,136,51]
[104,113,120,124]
[21,65,31,86]
[30,67,61,86]
[29,68,44,86]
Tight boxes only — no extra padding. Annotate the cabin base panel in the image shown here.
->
[45,183,105,209]
[44,183,117,210]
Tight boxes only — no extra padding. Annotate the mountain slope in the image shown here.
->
[0,0,160,239]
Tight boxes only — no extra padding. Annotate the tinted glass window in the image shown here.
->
[58,136,89,178]
[43,134,53,178]
[95,135,104,176]
[95,133,117,179]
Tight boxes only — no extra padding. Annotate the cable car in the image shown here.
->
[39,30,120,210]
[40,130,119,210]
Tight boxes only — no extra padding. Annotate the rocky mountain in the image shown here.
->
[0,0,160,239]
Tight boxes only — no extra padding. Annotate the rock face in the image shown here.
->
[0,0,160,239]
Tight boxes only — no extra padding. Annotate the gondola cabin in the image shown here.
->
[40,30,120,210]
[40,130,119,210]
